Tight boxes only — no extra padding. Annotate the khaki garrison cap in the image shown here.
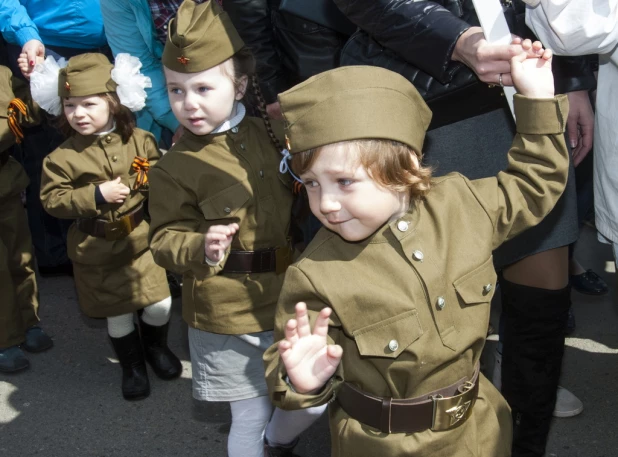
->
[162,0,245,73]
[278,66,432,154]
[58,53,116,98]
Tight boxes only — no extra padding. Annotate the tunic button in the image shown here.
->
[111,155,118,162]
[436,296,446,310]
[397,221,409,232]
[412,250,424,261]
[231,127,239,133]
[483,283,493,294]
[223,207,231,214]
[388,339,399,352]
[105,135,112,143]
[240,143,245,150]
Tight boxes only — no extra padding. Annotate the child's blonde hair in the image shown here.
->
[291,139,433,200]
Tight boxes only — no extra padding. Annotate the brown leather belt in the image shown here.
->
[222,246,292,275]
[337,363,480,434]
[77,204,144,241]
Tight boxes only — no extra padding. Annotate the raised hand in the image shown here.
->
[279,302,343,394]
[204,223,239,263]
[18,40,45,79]
[510,39,554,99]
[99,177,131,204]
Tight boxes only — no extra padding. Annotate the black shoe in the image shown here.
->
[570,269,608,296]
[109,328,150,401]
[166,271,182,299]
[38,262,73,277]
[264,437,300,457]
[139,320,182,380]
[22,326,54,353]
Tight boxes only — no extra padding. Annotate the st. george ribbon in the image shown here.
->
[471,0,517,119]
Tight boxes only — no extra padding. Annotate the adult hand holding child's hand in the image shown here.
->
[279,302,343,395]
[510,39,554,98]
[204,223,239,263]
[100,177,131,204]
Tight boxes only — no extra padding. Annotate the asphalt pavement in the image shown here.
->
[0,224,615,457]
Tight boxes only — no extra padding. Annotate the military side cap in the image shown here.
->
[58,53,117,98]
[279,66,432,154]
[162,0,245,73]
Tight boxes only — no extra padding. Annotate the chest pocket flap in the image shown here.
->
[353,310,423,359]
[453,256,497,306]
[199,181,251,220]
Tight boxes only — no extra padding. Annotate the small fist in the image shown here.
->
[99,177,130,204]
[204,223,239,263]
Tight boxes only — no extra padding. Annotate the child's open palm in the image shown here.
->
[204,223,239,263]
[510,39,554,99]
[279,302,343,394]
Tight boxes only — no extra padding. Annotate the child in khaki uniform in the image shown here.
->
[0,65,53,373]
[35,53,181,401]
[148,1,325,455]
[264,42,569,455]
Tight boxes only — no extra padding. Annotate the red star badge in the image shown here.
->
[285,134,291,150]
[64,81,71,91]
[177,55,190,65]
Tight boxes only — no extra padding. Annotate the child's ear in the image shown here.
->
[235,75,249,100]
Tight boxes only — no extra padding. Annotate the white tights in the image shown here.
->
[106,297,172,338]
[227,396,326,457]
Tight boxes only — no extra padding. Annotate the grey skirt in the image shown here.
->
[423,107,578,269]
[188,327,273,402]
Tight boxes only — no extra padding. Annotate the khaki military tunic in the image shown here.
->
[148,117,293,334]
[40,129,169,318]
[264,96,570,457]
[0,66,40,348]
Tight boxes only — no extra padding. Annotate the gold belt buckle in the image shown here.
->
[431,382,476,431]
[275,246,291,275]
[104,215,132,241]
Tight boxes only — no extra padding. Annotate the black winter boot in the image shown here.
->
[139,320,182,380]
[264,437,300,457]
[500,277,570,457]
[109,328,150,401]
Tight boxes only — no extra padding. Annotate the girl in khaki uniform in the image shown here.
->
[264,43,569,455]
[148,1,324,456]
[0,65,53,373]
[35,53,181,401]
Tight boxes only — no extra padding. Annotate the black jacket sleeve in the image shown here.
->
[224,0,288,104]
[334,0,472,84]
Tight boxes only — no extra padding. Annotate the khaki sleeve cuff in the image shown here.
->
[70,183,100,217]
[514,94,569,135]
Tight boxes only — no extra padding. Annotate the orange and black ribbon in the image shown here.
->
[7,98,28,144]
[132,156,150,190]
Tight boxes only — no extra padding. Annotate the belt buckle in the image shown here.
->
[431,385,475,431]
[104,216,132,241]
[275,246,291,275]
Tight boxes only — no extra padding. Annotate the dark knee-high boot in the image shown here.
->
[139,319,182,380]
[500,277,570,457]
[109,327,150,401]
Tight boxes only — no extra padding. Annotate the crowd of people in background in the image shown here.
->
[0,0,616,456]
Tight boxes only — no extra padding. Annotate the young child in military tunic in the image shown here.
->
[0,65,54,373]
[148,1,325,456]
[264,41,569,456]
[35,53,182,401]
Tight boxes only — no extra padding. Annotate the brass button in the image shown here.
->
[436,296,446,310]
[397,221,409,232]
[111,155,118,162]
[388,339,399,352]
[483,283,493,294]
[240,143,245,150]
[412,250,424,261]
[105,135,112,143]
[223,207,231,214]
[259,170,264,178]
[231,127,239,133]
